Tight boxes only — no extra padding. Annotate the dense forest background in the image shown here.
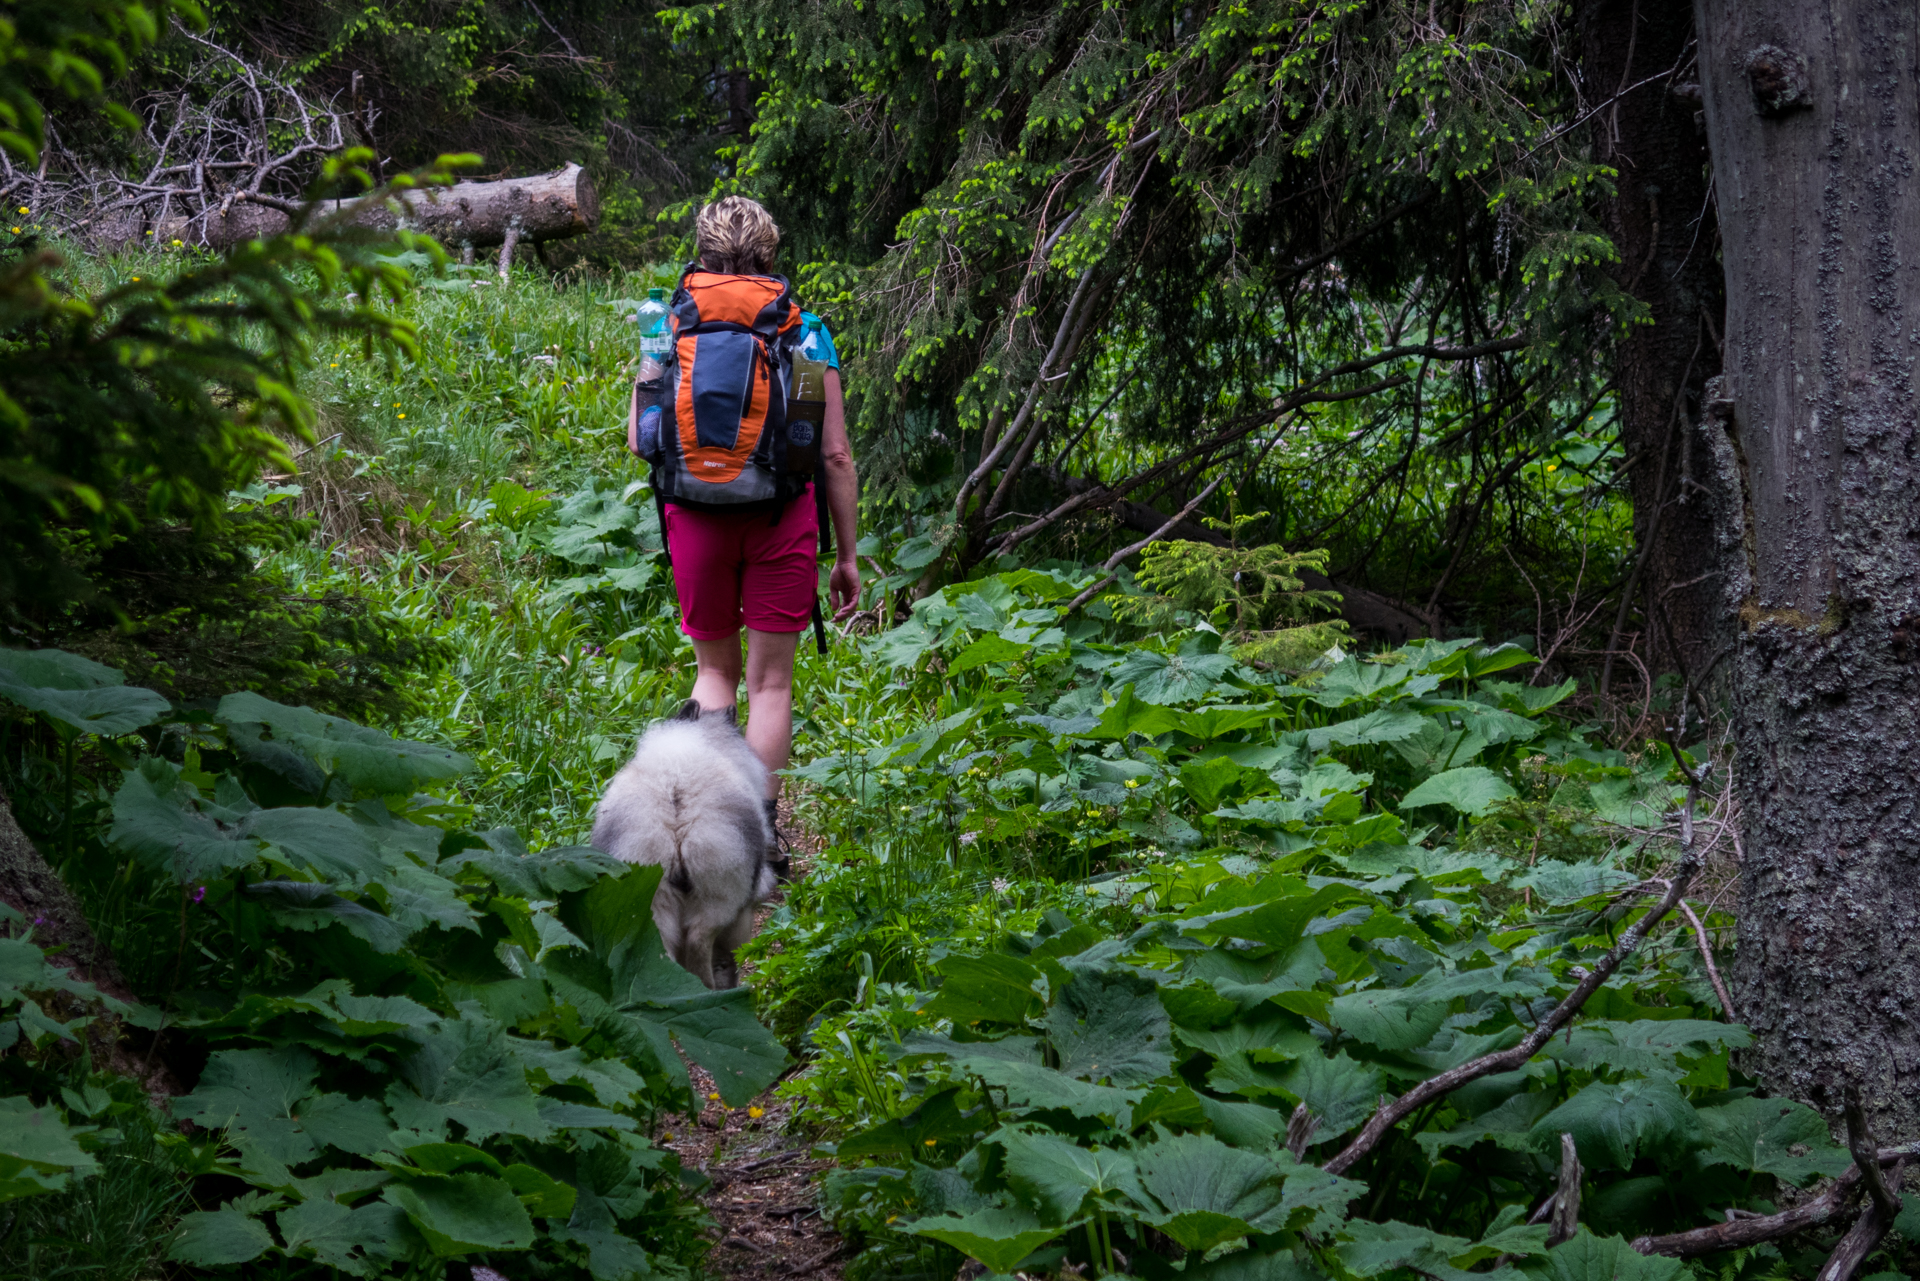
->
[2,3,1916,1280]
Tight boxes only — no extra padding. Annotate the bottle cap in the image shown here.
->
[648,287,667,301]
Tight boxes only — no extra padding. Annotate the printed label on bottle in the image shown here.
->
[789,418,816,447]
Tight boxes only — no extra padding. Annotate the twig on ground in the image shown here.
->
[709,1146,808,1185]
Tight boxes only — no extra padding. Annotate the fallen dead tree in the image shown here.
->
[10,27,597,260]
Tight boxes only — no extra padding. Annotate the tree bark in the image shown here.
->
[125,163,600,252]
[1581,1,1731,683]
[1695,0,1920,1137]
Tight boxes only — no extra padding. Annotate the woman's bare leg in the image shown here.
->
[742,628,801,799]
[689,633,744,713]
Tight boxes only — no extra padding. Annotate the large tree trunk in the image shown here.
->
[119,163,600,253]
[1581,1,1731,685]
[1696,0,1920,1136]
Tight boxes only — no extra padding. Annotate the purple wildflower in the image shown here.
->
[191,886,206,904]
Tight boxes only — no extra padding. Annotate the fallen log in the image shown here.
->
[110,163,600,253]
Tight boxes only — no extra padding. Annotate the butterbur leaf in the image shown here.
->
[386,1017,551,1144]
[167,1204,277,1265]
[278,1199,418,1275]
[0,1095,97,1197]
[552,1224,655,1280]
[948,1055,1144,1128]
[176,1047,321,1167]
[1513,861,1639,905]
[243,881,411,954]
[297,1093,394,1158]
[1696,1096,1851,1185]
[1416,1091,1555,1160]
[1336,1219,1483,1280]
[1531,1077,1703,1171]
[1046,965,1174,1086]
[926,952,1044,1026]
[903,1204,1073,1273]
[1277,1052,1382,1140]
[1521,1230,1686,1280]
[386,1172,536,1256]
[998,1129,1144,1223]
[217,691,473,795]
[1399,766,1517,815]
[1307,707,1428,751]
[0,647,169,737]
[1133,1132,1292,1251]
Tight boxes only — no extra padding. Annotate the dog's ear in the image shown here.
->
[672,698,703,722]
[721,704,738,727]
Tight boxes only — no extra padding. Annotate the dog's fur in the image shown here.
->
[589,700,775,989]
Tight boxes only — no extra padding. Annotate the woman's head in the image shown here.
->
[695,196,780,275]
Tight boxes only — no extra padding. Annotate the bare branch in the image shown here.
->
[1065,476,1225,611]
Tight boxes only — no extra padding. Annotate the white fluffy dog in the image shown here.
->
[589,700,776,989]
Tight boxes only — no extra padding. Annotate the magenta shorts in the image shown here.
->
[662,487,819,639]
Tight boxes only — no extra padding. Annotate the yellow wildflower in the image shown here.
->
[15,206,25,214]
[397,413,406,419]
[707,1092,720,1101]
[923,1139,937,1147]
[171,239,183,247]
[748,1106,764,1119]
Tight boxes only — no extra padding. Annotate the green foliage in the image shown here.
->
[0,647,790,1277]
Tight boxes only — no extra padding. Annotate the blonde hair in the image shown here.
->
[695,196,780,275]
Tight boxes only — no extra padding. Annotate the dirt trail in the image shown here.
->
[655,799,847,1280]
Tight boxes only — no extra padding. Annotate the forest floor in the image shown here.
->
[656,798,848,1280]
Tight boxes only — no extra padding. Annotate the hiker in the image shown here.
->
[627,196,861,866]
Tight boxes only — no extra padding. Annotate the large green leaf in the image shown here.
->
[0,647,169,737]
[1308,708,1429,751]
[1109,647,1235,705]
[1521,1230,1686,1281]
[1133,1132,1292,1251]
[217,691,474,795]
[999,1129,1144,1223]
[1330,966,1545,1052]
[278,1199,420,1276]
[1531,1077,1703,1171]
[1544,1020,1752,1081]
[902,1204,1073,1273]
[1399,766,1517,815]
[1046,966,1173,1086]
[386,1172,536,1256]
[385,1017,551,1144]
[926,953,1045,1026]
[552,868,788,1106]
[1277,1052,1382,1140]
[0,1095,97,1201]
[176,1047,322,1167]
[167,1200,279,1266]
[948,1054,1145,1128]
[1695,1096,1851,1186]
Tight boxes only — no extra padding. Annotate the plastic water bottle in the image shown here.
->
[785,318,830,473]
[636,287,671,388]
[631,288,672,461]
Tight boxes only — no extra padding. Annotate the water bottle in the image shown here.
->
[636,287,671,388]
[632,288,671,460]
[785,318,830,474]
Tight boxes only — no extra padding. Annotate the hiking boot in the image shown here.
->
[763,797,794,882]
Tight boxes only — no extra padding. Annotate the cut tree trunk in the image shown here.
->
[126,163,600,253]
[1580,0,1731,685]
[1696,0,1920,1137]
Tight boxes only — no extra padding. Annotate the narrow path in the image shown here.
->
[658,798,846,1280]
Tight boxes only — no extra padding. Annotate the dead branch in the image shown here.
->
[1064,476,1225,611]
[1676,898,1737,1021]
[1817,1158,1907,1281]
[1629,1145,1918,1258]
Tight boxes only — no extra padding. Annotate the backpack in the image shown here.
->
[632,267,812,513]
